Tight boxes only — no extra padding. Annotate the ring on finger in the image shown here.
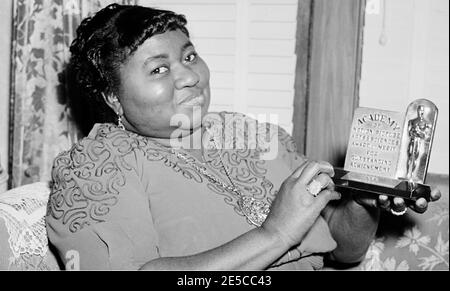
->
[306,179,323,197]
[390,208,408,216]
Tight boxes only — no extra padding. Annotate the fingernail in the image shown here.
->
[418,200,427,208]
[393,197,404,206]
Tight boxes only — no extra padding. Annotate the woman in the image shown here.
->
[46,4,440,270]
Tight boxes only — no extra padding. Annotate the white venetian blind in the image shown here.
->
[138,0,298,133]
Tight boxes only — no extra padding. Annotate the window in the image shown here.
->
[140,0,298,133]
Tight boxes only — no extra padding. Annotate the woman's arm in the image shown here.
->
[140,227,287,270]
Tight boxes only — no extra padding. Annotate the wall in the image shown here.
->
[0,0,13,182]
[140,0,298,133]
[360,0,449,174]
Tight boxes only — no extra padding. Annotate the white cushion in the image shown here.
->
[0,182,60,270]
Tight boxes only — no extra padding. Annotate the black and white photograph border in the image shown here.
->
[0,0,448,273]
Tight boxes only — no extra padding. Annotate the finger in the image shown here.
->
[312,173,335,191]
[290,160,310,180]
[355,197,378,208]
[318,161,335,177]
[298,161,334,184]
[411,198,428,214]
[430,188,441,202]
[378,195,390,210]
[392,197,406,212]
[314,190,342,208]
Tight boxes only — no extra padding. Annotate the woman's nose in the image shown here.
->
[174,65,200,89]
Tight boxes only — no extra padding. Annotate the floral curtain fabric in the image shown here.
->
[10,0,136,187]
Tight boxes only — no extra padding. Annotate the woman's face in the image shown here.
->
[117,29,211,138]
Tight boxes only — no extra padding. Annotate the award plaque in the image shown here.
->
[332,99,438,202]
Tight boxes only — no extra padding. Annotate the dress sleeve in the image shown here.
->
[46,135,160,270]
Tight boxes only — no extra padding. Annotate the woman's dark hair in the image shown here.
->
[67,4,189,135]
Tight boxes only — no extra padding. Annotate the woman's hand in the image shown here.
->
[261,160,341,249]
[354,187,442,215]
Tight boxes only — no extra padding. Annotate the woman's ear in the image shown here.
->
[102,92,123,115]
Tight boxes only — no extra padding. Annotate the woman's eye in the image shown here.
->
[151,66,169,75]
[185,52,198,63]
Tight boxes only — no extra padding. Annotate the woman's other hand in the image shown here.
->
[261,161,341,249]
[354,187,442,215]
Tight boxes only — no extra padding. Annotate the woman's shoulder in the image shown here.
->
[48,123,152,233]
[53,123,154,165]
[50,123,156,199]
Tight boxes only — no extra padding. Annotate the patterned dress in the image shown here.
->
[45,112,337,270]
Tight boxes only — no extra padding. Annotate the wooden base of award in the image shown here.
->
[332,168,432,202]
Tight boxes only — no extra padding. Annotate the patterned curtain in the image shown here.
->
[9,0,137,188]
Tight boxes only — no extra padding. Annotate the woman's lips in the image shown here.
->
[179,95,205,106]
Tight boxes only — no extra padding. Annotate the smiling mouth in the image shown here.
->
[179,95,205,107]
